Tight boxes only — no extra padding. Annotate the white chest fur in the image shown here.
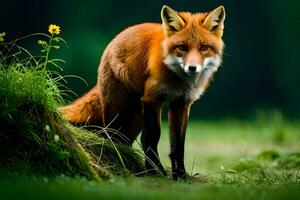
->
[161,55,222,101]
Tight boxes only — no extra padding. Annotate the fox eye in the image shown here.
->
[176,45,188,52]
[199,45,209,51]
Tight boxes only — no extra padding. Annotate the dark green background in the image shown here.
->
[2,0,300,119]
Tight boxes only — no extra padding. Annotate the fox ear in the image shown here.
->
[161,5,185,35]
[203,6,226,37]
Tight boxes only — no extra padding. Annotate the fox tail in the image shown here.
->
[59,86,102,125]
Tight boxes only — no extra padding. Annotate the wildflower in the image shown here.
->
[0,32,6,42]
[48,24,61,35]
[45,124,51,132]
[54,134,59,142]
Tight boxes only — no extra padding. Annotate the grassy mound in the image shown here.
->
[0,31,144,179]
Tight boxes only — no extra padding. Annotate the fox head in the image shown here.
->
[161,5,225,77]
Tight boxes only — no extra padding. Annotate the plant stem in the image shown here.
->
[44,34,53,69]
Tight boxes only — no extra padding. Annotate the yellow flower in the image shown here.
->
[48,24,61,35]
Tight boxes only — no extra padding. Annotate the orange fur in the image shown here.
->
[61,5,225,141]
[60,5,226,178]
[59,86,102,125]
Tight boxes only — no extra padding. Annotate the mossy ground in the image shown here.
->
[0,37,145,179]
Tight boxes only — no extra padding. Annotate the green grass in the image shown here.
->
[0,32,145,179]
[1,120,300,199]
[155,118,300,174]
[1,175,300,200]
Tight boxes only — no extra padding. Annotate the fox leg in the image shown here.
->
[99,72,134,144]
[100,73,143,144]
[127,110,143,143]
[141,101,166,176]
[120,97,143,143]
[168,97,192,180]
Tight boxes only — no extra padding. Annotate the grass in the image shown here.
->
[1,175,300,200]
[155,117,300,174]
[1,120,300,199]
[1,30,300,199]
[0,30,145,179]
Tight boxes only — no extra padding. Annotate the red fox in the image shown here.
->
[60,5,226,179]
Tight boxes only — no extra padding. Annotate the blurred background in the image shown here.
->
[1,0,300,119]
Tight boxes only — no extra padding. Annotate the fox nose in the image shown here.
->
[188,65,197,72]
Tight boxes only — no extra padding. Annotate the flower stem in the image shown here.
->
[44,34,53,69]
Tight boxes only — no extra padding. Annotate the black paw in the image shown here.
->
[172,169,187,180]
